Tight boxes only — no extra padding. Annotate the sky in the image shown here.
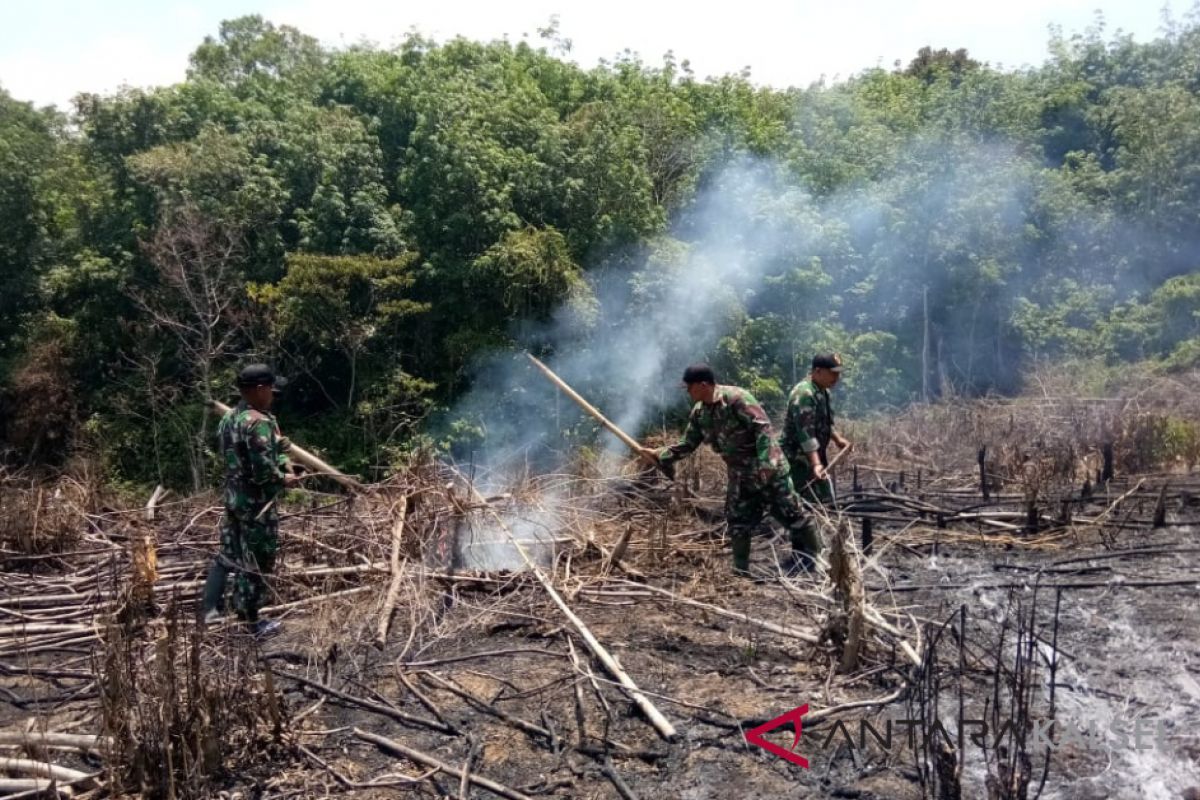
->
[0,0,1180,110]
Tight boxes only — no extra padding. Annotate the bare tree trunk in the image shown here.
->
[130,204,246,489]
[937,334,950,398]
[966,298,980,391]
[922,285,931,403]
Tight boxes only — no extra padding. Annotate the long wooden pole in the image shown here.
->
[525,354,641,451]
[210,399,364,492]
[525,353,673,478]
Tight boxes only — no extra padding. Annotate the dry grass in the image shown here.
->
[97,604,288,799]
[848,368,1200,493]
[0,468,96,558]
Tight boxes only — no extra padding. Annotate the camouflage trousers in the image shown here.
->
[725,470,822,570]
[788,449,834,504]
[208,510,279,622]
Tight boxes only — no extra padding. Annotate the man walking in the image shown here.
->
[782,353,853,504]
[201,364,298,636]
[638,364,822,576]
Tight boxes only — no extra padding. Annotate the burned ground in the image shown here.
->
[3,386,1200,800]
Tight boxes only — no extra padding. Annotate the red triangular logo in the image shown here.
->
[744,704,810,768]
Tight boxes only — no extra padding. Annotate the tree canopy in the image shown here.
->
[3,11,1200,483]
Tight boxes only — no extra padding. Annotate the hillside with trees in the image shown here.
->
[2,12,1199,485]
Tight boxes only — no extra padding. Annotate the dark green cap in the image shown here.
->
[235,364,286,388]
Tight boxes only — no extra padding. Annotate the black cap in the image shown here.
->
[235,364,285,389]
[681,363,717,385]
[811,353,844,372]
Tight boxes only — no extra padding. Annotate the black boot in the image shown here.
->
[731,535,752,576]
[787,520,822,577]
[783,550,815,577]
[201,559,228,622]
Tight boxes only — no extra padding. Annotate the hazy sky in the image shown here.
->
[0,0,1178,110]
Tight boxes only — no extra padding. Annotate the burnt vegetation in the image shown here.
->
[3,374,1200,798]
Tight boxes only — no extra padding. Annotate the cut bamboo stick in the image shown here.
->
[622,582,818,643]
[0,733,107,752]
[0,757,94,782]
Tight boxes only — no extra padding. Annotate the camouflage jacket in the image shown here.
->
[656,385,789,484]
[217,400,292,515]
[781,377,834,461]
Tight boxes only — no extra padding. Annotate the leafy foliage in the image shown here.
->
[4,12,1200,483]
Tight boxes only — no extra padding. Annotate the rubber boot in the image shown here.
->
[730,534,752,576]
[788,520,823,576]
[201,559,228,619]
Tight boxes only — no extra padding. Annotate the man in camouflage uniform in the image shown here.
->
[201,364,298,635]
[638,364,822,576]
[782,353,853,504]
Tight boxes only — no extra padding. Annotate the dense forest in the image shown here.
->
[2,12,1199,487]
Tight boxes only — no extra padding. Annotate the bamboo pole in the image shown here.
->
[210,400,364,492]
[525,354,641,451]
[620,582,818,643]
[525,354,674,479]
[0,733,107,752]
[0,758,94,783]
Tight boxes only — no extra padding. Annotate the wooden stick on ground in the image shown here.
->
[274,671,454,734]
[0,778,76,797]
[375,496,409,647]
[604,527,635,574]
[460,477,677,741]
[0,758,94,783]
[0,733,107,752]
[354,728,533,800]
[299,743,438,789]
[619,581,819,643]
[601,756,640,800]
